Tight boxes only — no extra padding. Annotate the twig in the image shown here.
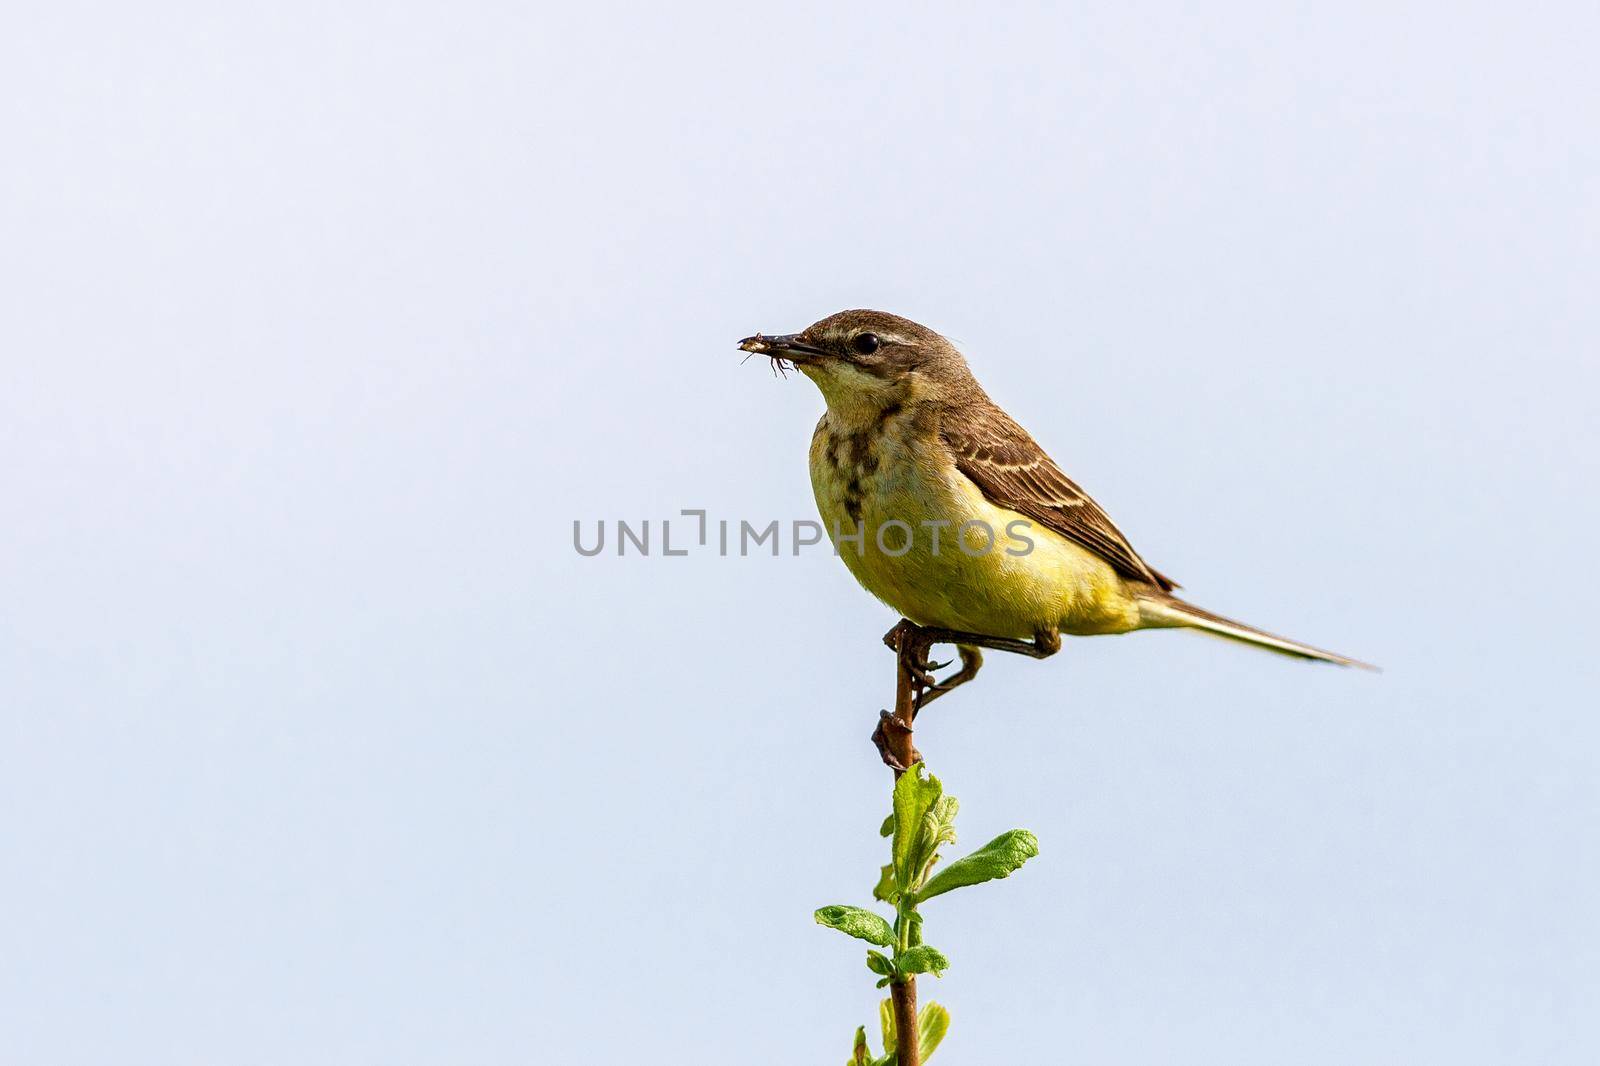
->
[885,638,922,1066]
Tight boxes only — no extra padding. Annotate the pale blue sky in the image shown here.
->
[2,3,1597,1063]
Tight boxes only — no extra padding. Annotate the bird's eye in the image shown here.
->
[851,332,881,355]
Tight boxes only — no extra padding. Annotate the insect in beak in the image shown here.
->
[737,332,825,377]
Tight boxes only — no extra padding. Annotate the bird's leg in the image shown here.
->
[869,620,944,770]
[882,618,918,651]
[883,620,947,699]
[894,624,942,712]
[881,619,948,688]
[882,620,1061,715]
[915,625,1061,661]
[913,645,982,710]
[912,628,1059,710]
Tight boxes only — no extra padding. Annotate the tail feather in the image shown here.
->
[1139,596,1377,671]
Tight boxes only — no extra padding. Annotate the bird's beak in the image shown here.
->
[737,332,825,363]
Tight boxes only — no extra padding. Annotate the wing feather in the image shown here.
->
[941,405,1177,591]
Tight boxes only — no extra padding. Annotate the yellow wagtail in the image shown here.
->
[739,309,1372,713]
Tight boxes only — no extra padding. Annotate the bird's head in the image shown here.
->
[739,309,975,420]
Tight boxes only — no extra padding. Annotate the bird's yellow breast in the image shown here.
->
[808,410,1142,638]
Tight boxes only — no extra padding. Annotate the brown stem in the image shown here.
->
[887,643,921,1066]
[891,975,919,1066]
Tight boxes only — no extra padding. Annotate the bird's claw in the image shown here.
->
[885,618,957,696]
[871,709,919,771]
[903,658,934,689]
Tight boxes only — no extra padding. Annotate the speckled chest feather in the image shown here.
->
[814,403,904,525]
[806,401,1143,638]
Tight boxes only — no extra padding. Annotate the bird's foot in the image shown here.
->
[882,618,919,653]
[871,709,920,772]
[883,618,968,707]
[904,653,950,690]
[913,645,983,710]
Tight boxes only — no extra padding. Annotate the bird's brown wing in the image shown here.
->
[941,404,1177,591]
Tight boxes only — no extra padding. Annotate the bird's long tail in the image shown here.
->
[1138,595,1377,670]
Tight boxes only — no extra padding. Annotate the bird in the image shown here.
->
[738,309,1372,708]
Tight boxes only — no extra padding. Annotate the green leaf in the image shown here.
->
[896,944,949,977]
[902,793,960,894]
[892,764,942,890]
[921,795,959,857]
[914,829,1039,903]
[814,905,895,947]
[871,862,898,904]
[849,1026,870,1066]
[866,950,894,977]
[879,998,896,1055]
[918,1002,951,1060]
[879,812,895,838]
